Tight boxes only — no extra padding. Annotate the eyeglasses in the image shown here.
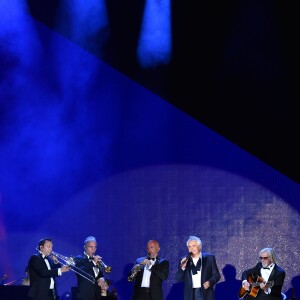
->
[259,257,270,260]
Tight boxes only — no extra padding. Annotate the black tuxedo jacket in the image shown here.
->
[176,253,221,300]
[241,262,286,300]
[74,254,104,300]
[131,256,169,300]
[27,253,61,300]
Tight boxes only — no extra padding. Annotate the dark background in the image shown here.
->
[26,0,300,185]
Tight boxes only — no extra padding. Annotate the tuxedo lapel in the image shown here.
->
[268,265,277,281]
[202,254,207,268]
[154,257,161,266]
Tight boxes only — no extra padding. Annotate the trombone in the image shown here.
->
[51,251,95,284]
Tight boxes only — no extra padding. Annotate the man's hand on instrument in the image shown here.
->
[61,265,70,273]
[242,280,250,291]
[141,258,152,267]
[260,282,267,291]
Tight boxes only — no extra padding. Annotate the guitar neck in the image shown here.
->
[252,281,273,287]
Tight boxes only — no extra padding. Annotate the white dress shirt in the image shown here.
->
[261,263,275,294]
[43,255,55,289]
[191,256,202,288]
[141,259,156,287]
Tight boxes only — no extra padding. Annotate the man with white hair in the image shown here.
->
[240,247,285,300]
[177,235,220,300]
[73,236,105,300]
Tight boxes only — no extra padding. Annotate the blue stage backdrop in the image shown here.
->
[1,3,299,300]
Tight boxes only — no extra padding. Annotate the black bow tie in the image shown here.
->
[148,257,156,261]
[262,267,270,270]
[88,257,94,260]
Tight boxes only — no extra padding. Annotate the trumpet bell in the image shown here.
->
[104,266,112,273]
[97,260,112,273]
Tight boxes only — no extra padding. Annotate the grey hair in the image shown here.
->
[186,236,202,248]
[259,247,277,263]
[84,236,97,245]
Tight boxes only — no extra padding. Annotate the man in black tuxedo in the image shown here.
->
[27,238,70,300]
[130,239,169,300]
[73,236,105,300]
[241,247,285,300]
[176,236,221,300]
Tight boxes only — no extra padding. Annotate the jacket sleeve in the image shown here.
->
[176,258,186,282]
[29,255,59,278]
[271,268,285,296]
[208,255,221,286]
[151,260,169,281]
[241,263,260,281]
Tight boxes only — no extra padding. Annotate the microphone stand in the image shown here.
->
[1,274,7,285]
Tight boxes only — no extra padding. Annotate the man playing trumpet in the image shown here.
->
[73,236,106,300]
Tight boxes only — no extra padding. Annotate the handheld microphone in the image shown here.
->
[181,252,192,266]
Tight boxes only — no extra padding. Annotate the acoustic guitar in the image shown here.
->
[239,274,274,299]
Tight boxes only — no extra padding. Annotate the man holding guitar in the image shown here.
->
[240,247,285,300]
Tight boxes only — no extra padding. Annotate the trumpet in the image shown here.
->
[97,260,112,274]
[92,256,112,273]
[128,264,142,282]
[51,251,95,284]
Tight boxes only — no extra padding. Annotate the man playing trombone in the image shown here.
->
[73,236,107,300]
[27,238,70,300]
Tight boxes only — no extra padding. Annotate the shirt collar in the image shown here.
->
[261,263,274,270]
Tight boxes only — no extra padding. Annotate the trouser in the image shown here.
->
[29,289,56,300]
[133,287,153,300]
[193,288,203,300]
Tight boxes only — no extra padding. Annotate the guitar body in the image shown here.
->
[249,287,260,297]
[239,286,250,299]
[238,274,274,299]
[239,274,256,299]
